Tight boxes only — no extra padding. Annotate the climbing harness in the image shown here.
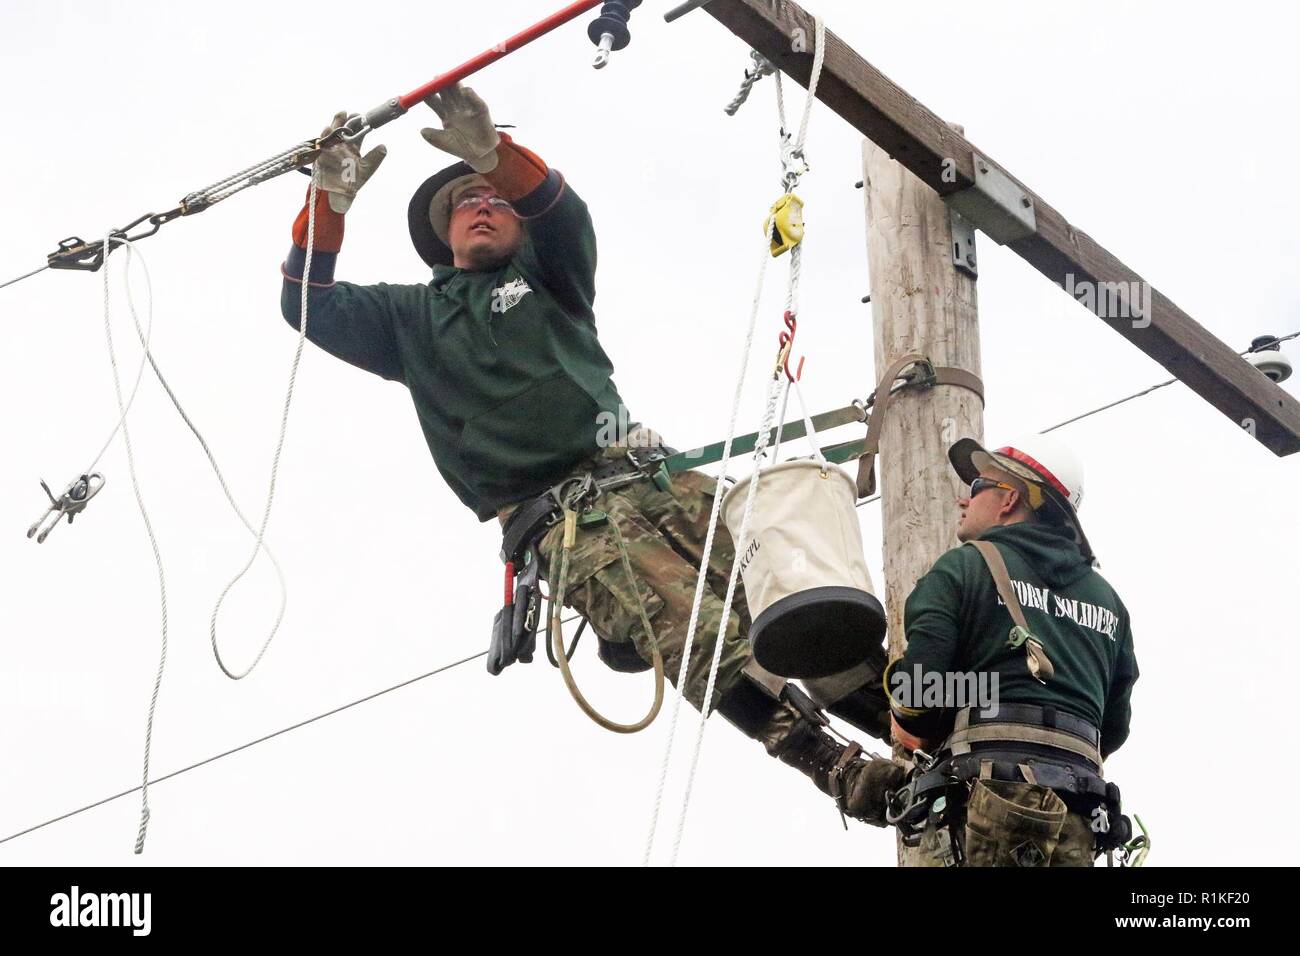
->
[27,474,105,544]
[492,444,670,731]
[884,704,1142,866]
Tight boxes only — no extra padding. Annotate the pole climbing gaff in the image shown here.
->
[41,0,643,274]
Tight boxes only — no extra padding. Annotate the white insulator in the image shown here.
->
[1247,348,1293,383]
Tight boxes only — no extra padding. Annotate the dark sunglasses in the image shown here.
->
[969,476,1016,498]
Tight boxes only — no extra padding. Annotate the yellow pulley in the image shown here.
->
[765,193,805,257]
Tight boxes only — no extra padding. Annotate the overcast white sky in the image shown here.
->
[2,0,1297,867]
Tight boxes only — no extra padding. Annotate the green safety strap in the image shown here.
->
[661,359,982,483]
[661,403,865,475]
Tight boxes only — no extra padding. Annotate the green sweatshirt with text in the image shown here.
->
[894,522,1138,758]
[280,173,626,521]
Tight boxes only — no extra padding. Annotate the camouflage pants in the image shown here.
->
[918,779,1096,867]
[516,438,778,714]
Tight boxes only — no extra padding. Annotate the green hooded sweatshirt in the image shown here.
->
[281,178,627,521]
[895,521,1137,757]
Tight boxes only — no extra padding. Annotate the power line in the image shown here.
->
[0,649,488,848]
[0,263,48,291]
[1038,330,1298,435]
[853,329,1298,506]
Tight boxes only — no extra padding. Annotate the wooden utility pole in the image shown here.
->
[701,0,1300,457]
[863,134,982,866]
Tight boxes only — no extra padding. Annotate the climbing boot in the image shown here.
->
[769,718,904,826]
[714,676,904,826]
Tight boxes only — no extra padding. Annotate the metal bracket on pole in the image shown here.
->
[664,0,714,21]
[943,153,1036,245]
[949,209,978,277]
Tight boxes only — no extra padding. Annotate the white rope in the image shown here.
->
[669,372,783,863]
[643,239,772,865]
[645,16,826,866]
[85,245,157,474]
[97,236,169,854]
[84,177,317,850]
[208,174,317,680]
[723,51,776,116]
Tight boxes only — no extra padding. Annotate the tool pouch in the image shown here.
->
[963,778,1067,867]
[487,553,540,675]
[488,603,515,676]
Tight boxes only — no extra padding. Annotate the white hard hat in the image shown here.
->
[949,434,1093,562]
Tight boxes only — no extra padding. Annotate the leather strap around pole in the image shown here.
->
[853,354,984,498]
[930,366,985,405]
[854,352,924,498]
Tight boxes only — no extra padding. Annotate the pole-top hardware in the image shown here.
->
[589,1,642,69]
[664,0,713,22]
[1246,334,1293,383]
[943,152,1036,245]
[949,208,978,277]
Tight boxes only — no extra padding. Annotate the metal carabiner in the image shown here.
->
[27,473,106,543]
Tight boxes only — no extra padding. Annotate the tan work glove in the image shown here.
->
[314,110,388,214]
[420,84,500,173]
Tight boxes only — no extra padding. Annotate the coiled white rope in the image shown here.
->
[208,174,317,680]
[91,176,318,851]
[644,16,826,866]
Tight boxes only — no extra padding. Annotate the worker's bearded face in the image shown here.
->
[448,187,523,271]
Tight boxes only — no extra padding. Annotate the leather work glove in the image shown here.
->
[420,83,501,173]
[313,110,388,214]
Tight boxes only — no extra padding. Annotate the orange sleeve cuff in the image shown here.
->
[291,188,345,253]
[482,132,549,202]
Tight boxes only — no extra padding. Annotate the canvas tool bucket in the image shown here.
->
[721,459,887,679]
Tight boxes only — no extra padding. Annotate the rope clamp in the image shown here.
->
[27,473,105,543]
[766,193,805,257]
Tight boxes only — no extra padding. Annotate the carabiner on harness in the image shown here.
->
[27,473,105,543]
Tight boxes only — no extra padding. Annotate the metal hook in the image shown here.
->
[27,473,106,543]
[777,310,805,382]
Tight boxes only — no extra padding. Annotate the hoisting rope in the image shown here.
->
[643,16,827,867]
[87,176,319,852]
[97,235,170,854]
[723,50,776,116]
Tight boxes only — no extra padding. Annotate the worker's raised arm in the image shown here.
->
[889,549,968,747]
[280,112,405,383]
[422,85,597,319]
